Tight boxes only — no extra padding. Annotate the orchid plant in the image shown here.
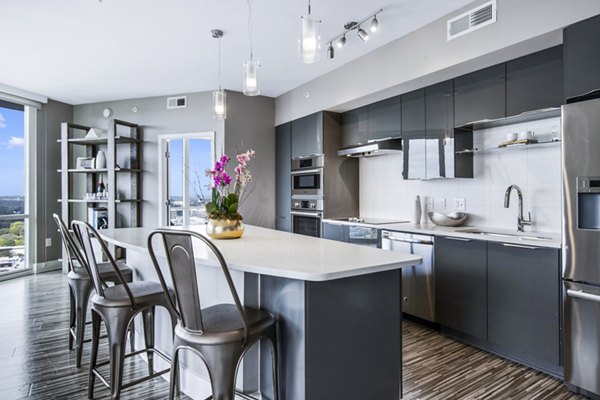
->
[205,150,256,220]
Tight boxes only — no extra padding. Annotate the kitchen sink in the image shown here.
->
[456,228,554,242]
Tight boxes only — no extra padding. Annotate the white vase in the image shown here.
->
[95,150,106,169]
[414,195,422,224]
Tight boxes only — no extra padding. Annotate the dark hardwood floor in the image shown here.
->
[0,271,587,399]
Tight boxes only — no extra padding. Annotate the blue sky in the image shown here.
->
[168,138,213,201]
[0,107,25,196]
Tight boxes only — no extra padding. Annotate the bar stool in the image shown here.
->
[147,228,279,400]
[71,220,177,400]
[53,214,134,368]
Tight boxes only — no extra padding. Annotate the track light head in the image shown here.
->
[357,26,369,41]
[327,42,334,59]
[370,16,379,33]
[336,35,346,48]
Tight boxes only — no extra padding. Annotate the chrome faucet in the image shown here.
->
[504,185,532,232]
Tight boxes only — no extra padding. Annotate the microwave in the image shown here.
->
[291,154,324,171]
[291,168,323,196]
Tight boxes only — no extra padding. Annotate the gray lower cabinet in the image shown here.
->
[275,123,291,231]
[435,236,487,340]
[487,242,561,374]
[322,222,348,242]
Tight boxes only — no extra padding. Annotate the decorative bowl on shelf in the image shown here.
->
[428,211,469,227]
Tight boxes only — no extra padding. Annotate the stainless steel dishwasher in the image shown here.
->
[382,231,435,322]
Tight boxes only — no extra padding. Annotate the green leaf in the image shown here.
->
[211,189,218,203]
[206,202,218,214]
[228,203,238,214]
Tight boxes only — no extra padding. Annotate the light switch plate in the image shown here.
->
[454,198,466,211]
[45,238,52,247]
[435,197,447,210]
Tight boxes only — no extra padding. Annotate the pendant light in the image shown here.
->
[211,29,226,119]
[243,0,260,96]
[299,0,321,64]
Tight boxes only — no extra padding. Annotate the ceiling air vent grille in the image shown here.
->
[447,0,496,41]
[167,96,187,109]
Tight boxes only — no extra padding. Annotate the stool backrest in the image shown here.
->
[147,229,249,342]
[52,213,87,274]
[71,220,137,308]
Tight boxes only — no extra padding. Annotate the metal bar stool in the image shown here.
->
[72,220,177,400]
[147,228,279,400]
[53,214,134,368]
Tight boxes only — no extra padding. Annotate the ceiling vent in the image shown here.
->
[167,96,187,109]
[447,0,496,41]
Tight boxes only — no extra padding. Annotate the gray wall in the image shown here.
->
[36,100,73,263]
[275,0,600,124]
[73,90,275,229]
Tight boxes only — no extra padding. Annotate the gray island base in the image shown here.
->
[99,225,421,400]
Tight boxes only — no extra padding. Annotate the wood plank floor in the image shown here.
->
[0,271,588,399]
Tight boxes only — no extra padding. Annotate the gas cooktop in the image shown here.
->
[330,217,410,225]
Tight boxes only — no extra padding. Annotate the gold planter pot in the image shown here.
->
[206,218,245,239]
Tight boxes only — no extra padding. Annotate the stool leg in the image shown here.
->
[203,343,243,400]
[105,310,132,400]
[72,279,92,368]
[269,334,279,400]
[168,345,180,400]
[142,306,155,376]
[68,285,76,351]
[88,310,102,399]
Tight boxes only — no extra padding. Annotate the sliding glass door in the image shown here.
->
[0,102,28,277]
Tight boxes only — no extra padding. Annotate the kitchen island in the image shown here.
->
[99,225,421,400]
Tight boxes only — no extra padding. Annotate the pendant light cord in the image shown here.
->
[218,36,222,90]
[247,0,253,61]
[308,0,311,15]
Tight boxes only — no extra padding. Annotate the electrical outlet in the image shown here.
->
[454,198,466,211]
[426,197,434,211]
[45,238,52,247]
[435,197,447,211]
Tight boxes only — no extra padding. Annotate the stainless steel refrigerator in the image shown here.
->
[562,96,600,399]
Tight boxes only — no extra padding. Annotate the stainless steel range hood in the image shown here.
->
[337,137,403,157]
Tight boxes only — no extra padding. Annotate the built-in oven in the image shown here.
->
[291,155,324,197]
[291,198,323,237]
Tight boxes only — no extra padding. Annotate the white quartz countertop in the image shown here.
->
[323,219,561,249]
[99,225,422,282]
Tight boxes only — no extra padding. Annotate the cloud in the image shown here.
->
[8,137,24,148]
[0,113,5,128]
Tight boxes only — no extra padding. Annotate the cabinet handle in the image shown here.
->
[567,289,600,303]
[500,243,540,250]
[444,236,472,242]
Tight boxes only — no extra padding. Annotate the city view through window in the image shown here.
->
[0,105,26,275]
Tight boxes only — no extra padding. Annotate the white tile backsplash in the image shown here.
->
[359,117,562,233]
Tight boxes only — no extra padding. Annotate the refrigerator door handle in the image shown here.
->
[567,288,600,303]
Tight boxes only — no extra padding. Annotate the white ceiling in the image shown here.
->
[0,0,474,105]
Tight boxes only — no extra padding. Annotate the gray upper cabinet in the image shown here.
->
[506,46,563,117]
[341,106,368,147]
[291,112,323,159]
[435,236,488,340]
[487,243,561,374]
[275,123,291,232]
[454,63,506,126]
[425,80,455,179]
[368,96,401,140]
[564,14,600,101]
[402,89,426,180]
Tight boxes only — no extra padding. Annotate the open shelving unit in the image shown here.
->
[59,119,143,268]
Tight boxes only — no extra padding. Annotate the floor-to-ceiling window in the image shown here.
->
[0,101,27,277]
[159,132,214,226]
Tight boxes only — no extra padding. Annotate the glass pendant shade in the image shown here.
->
[299,15,320,64]
[213,89,226,119]
[243,60,260,96]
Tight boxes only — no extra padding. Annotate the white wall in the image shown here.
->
[275,0,600,124]
[360,117,562,233]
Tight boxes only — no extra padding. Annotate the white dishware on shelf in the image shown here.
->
[517,130,535,140]
[505,132,518,141]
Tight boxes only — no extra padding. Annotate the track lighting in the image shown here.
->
[357,26,369,41]
[370,15,379,32]
[327,42,334,59]
[326,9,382,60]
